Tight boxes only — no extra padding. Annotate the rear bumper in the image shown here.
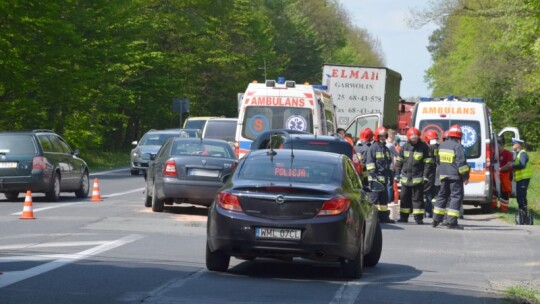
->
[160,179,223,205]
[0,171,49,193]
[207,204,360,261]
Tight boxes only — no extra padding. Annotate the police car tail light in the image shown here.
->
[217,191,243,212]
[163,160,177,177]
[318,197,351,216]
[32,157,47,170]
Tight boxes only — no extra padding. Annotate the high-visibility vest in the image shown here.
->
[514,150,532,181]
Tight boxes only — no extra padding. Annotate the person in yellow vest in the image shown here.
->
[511,138,532,212]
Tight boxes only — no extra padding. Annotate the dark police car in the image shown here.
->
[206,149,383,278]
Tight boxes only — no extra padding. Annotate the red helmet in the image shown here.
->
[373,126,388,141]
[359,128,374,142]
[442,131,449,141]
[423,129,439,143]
[406,127,421,141]
[448,124,463,139]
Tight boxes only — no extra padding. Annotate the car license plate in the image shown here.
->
[188,169,219,177]
[0,162,17,169]
[255,227,301,240]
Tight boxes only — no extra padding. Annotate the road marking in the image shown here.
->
[10,188,145,215]
[90,167,129,175]
[103,188,144,198]
[329,281,365,304]
[11,203,79,215]
[0,234,143,289]
[0,241,106,250]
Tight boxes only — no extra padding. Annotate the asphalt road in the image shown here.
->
[0,168,538,304]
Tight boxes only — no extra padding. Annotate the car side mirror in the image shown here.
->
[73,149,80,156]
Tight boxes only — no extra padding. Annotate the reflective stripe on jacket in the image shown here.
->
[366,141,392,184]
[513,150,532,181]
[395,140,431,186]
[437,138,470,181]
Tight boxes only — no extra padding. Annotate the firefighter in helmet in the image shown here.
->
[366,126,395,223]
[395,127,431,224]
[354,128,374,185]
[423,129,440,218]
[432,125,470,229]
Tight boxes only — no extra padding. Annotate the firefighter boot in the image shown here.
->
[397,213,408,223]
[414,215,424,225]
[379,211,396,224]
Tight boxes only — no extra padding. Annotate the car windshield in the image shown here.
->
[140,133,178,146]
[419,119,481,159]
[171,141,234,158]
[0,134,38,155]
[238,157,337,184]
[204,121,237,142]
[242,106,313,140]
[185,120,207,130]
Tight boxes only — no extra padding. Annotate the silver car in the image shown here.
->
[144,138,237,212]
[130,129,200,176]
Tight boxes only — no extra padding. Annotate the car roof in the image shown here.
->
[205,118,237,122]
[145,128,186,134]
[284,134,345,142]
[170,137,230,144]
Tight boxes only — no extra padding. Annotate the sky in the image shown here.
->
[339,0,437,99]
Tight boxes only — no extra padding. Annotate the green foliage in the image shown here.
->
[0,0,383,151]
[424,0,540,149]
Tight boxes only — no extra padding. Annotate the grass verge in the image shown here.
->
[505,285,540,304]
[81,150,130,172]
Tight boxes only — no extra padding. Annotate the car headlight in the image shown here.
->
[132,152,140,158]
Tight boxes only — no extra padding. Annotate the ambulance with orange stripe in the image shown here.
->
[411,96,499,212]
[235,78,337,158]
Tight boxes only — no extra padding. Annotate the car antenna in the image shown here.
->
[267,132,277,156]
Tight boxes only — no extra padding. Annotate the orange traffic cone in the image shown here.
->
[20,190,36,219]
[90,178,103,201]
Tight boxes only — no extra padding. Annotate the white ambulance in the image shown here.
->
[411,96,519,213]
[235,78,337,158]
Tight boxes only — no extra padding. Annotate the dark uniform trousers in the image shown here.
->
[433,178,464,226]
[400,183,424,220]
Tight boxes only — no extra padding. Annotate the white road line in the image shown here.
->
[103,188,144,198]
[0,241,106,250]
[10,188,145,215]
[90,167,129,175]
[0,234,143,289]
[11,203,79,216]
[329,281,365,304]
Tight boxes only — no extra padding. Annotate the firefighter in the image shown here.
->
[395,127,431,224]
[494,136,513,211]
[354,128,374,186]
[432,125,470,229]
[512,138,532,212]
[423,129,440,218]
[366,126,395,223]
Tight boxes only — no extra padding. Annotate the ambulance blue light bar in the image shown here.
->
[277,77,286,84]
[312,85,328,91]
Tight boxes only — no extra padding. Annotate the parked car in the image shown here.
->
[183,116,220,130]
[201,118,237,145]
[0,129,90,201]
[206,149,383,278]
[144,138,237,212]
[130,128,199,176]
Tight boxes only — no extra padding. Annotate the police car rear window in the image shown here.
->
[239,158,337,184]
